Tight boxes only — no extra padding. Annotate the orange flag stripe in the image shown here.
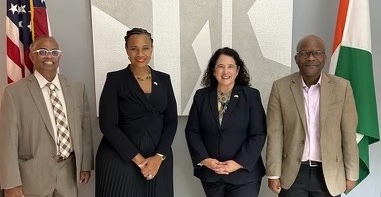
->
[332,0,349,53]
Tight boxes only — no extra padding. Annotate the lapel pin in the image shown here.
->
[234,95,239,98]
[153,82,158,86]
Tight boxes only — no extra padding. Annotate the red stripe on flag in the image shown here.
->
[24,49,33,73]
[6,36,23,69]
[332,0,349,53]
[33,7,49,38]
[8,76,14,84]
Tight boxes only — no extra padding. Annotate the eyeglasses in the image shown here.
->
[33,49,62,57]
[297,50,325,58]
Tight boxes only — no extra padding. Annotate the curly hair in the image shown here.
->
[201,47,251,87]
[124,27,153,47]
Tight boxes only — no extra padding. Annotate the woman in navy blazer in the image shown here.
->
[96,28,178,197]
[185,47,266,197]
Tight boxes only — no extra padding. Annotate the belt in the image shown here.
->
[301,160,321,167]
[57,152,73,162]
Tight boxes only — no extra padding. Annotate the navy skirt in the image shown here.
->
[95,131,174,197]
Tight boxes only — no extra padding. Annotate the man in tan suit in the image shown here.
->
[266,35,358,197]
[0,36,94,197]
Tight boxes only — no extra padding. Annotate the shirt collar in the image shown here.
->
[301,73,322,89]
[34,71,61,90]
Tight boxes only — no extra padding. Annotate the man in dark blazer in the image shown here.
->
[185,47,266,197]
[0,36,94,197]
[266,35,358,197]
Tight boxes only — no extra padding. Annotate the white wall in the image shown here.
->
[1,0,380,196]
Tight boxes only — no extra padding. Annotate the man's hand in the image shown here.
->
[80,171,91,184]
[268,178,281,194]
[4,186,23,197]
[346,179,356,190]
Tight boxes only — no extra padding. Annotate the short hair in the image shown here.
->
[29,36,58,51]
[124,27,153,47]
[296,35,326,52]
[201,47,251,87]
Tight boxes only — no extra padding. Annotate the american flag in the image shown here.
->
[6,0,50,84]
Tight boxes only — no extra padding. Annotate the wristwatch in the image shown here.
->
[156,153,166,161]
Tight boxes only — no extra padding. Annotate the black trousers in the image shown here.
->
[279,165,340,197]
[201,179,262,197]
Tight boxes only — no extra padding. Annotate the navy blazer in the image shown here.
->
[185,85,266,184]
[98,66,178,161]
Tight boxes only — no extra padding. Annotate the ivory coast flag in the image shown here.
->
[330,0,379,187]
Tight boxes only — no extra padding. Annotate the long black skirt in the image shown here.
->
[95,132,174,197]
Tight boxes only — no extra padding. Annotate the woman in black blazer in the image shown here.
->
[96,28,178,197]
[185,47,266,197]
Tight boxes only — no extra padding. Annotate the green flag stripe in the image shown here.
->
[358,136,370,183]
[335,45,379,186]
[335,46,380,142]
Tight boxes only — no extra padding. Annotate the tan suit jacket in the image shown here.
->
[0,74,94,194]
[266,72,359,196]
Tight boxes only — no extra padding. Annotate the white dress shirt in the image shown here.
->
[34,71,71,155]
[301,75,322,162]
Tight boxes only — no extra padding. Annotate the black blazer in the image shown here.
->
[98,66,178,161]
[185,85,266,184]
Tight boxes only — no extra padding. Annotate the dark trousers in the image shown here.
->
[279,165,340,197]
[201,179,262,197]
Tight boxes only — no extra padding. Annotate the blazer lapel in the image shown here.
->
[27,75,55,139]
[126,66,153,111]
[58,75,75,137]
[319,73,333,135]
[208,88,220,128]
[148,69,161,105]
[220,85,239,126]
[290,73,307,133]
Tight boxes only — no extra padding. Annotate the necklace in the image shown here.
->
[135,75,151,81]
[217,90,231,125]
